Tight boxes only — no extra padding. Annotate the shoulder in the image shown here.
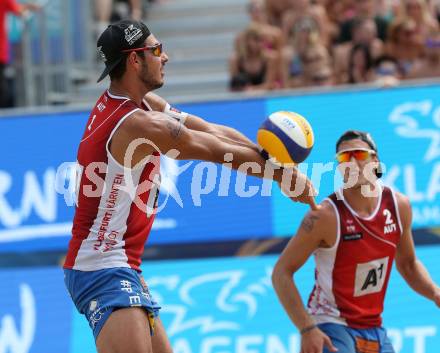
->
[393,190,411,209]
[304,200,336,227]
[299,199,338,247]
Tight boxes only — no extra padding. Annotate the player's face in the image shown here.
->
[337,139,379,189]
[138,35,168,90]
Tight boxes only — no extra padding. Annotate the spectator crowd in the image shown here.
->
[229,0,440,91]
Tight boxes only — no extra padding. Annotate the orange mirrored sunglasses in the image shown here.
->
[336,149,375,163]
[122,43,163,57]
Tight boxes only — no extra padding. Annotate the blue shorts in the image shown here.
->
[64,267,161,341]
[318,323,395,353]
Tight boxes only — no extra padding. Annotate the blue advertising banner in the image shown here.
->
[1,84,440,252]
[0,111,83,252]
[69,245,440,353]
[0,266,72,353]
[0,246,438,353]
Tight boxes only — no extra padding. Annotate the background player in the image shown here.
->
[272,130,440,353]
[63,20,317,353]
[0,0,39,107]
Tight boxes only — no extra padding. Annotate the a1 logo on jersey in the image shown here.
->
[354,257,389,297]
[383,209,397,234]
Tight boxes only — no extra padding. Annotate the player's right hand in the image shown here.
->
[278,168,319,211]
[433,287,440,308]
[300,327,338,353]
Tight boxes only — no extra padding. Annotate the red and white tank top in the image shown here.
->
[307,186,403,328]
[64,90,160,272]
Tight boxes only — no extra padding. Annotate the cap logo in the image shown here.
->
[125,24,143,45]
[97,46,107,62]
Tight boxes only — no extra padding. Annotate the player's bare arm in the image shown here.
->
[394,192,440,307]
[272,202,338,353]
[110,110,317,208]
[144,92,259,151]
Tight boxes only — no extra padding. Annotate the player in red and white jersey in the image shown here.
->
[63,19,317,353]
[272,130,440,353]
[63,88,163,272]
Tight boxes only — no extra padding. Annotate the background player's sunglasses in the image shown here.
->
[336,148,376,163]
[122,43,163,57]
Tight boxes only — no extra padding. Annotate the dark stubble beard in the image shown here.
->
[140,60,164,91]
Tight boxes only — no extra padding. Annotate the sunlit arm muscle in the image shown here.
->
[144,92,259,151]
[395,193,440,304]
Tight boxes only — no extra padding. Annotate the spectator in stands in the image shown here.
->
[372,55,402,87]
[376,0,394,19]
[282,0,337,48]
[95,0,143,38]
[333,17,383,84]
[229,24,279,91]
[408,31,440,79]
[322,0,356,28]
[95,0,113,37]
[385,18,424,77]
[282,15,321,87]
[0,0,39,108]
[299,41,334,86]
[232,0,284,89]
[347,43,374,84]
[431,0,440,24]
[246,0,283,52]
[338,0,390,42]
[265,0,293,28]
[395,0,439,46]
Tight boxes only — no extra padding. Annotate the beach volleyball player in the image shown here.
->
[63,19,316,353]
[272,130,440,353]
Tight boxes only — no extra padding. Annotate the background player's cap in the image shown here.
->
[336,130,382,178]
[96,20,151,82]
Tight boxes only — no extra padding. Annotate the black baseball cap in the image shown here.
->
[336,130,382,178]
[96,20,151,82]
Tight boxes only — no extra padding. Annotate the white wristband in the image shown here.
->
[164,103,188,125]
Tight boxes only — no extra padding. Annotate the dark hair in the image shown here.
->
[351,17,374,36]
[109,51,145,81]
[336,130,382,177]
[348,43,373,83]
[336,130,377,153]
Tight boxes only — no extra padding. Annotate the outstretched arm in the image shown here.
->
[272,203,337,352]
[185,114,259,152]
[395,193,440,307]
[143,92,259,152]
[112,110,317,208]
